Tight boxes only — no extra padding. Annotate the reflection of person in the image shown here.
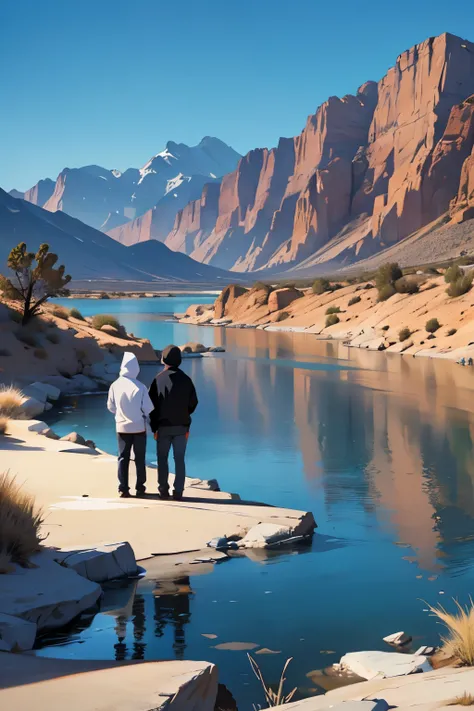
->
[148,345,198,500]
[107,352,154,498]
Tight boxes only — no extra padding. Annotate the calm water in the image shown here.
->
[39,297,474,708]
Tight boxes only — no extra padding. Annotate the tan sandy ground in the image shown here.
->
[2,420,314,562]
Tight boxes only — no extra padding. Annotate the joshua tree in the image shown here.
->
[0,242,71,325]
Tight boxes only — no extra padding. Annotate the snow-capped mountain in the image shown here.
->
[18,137,241,240]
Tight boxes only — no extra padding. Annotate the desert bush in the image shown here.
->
[91,314,121,331]
[445,264,464,284]
[447,274,473,298]
[447,692,474,706]
[375,262,403,290]
[248,654,297,707]
[45,332,60,344]
[429,599,474,666]
[275,311,290,322]
[381,325,390,331]
[99,292,110,299]
[69,307,85,320]
[447,328,457,337]
[378,284,396,302]
[395,277,419,294]
[15,331,38,348]
[348,295,361,306]
[426,318,441,333]
[0,349,11,357]
[325,306,341,315]
[0,386,24,418]
[312,278,330,295]
[0,418,8,435]
[325,314,340,327]
[50,304,69,320]
[425,267,441,275]
[399,327,411,342]
[33,348,48,360]
[0,472,44,570]
[253,281,270,291]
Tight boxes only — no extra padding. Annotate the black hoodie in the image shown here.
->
[148,367,198,432]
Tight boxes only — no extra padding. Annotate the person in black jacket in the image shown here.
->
[148,344,198,500]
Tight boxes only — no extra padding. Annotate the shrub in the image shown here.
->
[445,264,464,284]
[447,328,457,337]
[0,472,44,570]
[325,306,341,315]
[348,295,361,306]
[0,418,8,435]
[381,325,390,331]
[69,307,85,321]
[50,304,69,320]
[426,318,440,333]
[248,654,297,707]
[45,332,60,344]
[253,281,270,291]
[399,327,411,342]
[447,692,474,706]
[15,331,38,348]
[275,311,290,322]
[395,277,419,294]
[378,284,396,302]
[375,262,403,290]
[325,314,340,327]
[429,599,474,666]
[99,292,110,299]
[91,314,121,331]
[33,348,48,360]
[447,274,473,298]
[312,278,330,295]
[0,386,24,418]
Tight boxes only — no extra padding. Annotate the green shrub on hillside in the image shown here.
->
[444,264,464,284]
[69,307,85,320]
[348,295,361,306]
[253,281,271,292]
[50,305,69,320]
[275,311,290,322]
[381,325,390,331]
[99,292,110,300]
[312,278,330,295]
[447,328,457,337]
[395,277,419,294]
[426,318,440,333]
[91,314,121,331]
[325,314,340,327]
[15,331,38,348]
[378,284,396,302]
[399,327,411,342]
[446,274,473,298]
[375,263,403,290]
[325,306,341,315]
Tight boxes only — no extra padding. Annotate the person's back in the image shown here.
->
[149,345,198,500]
[107,352,154,497]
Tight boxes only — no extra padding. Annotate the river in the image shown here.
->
[37,295,474,708]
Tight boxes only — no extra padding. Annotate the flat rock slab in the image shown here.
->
[59,542,137,582]
[340,651,431,680]
[0,613,37,652]
[0,550,101,631]
[0,654,217,711]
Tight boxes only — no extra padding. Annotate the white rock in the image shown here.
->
[415,645,436,656]
[238,522,306,549]
[31,382,61,401]
[383,631,412,646]
[60,542,137,583]
[339,651,431,680]
[22,385,48,403]
[0,613,37,651]
[19,396,45,418]
[0,550,101,631]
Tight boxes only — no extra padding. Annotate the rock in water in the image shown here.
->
[383,631,412,646]
[339,650,431,680]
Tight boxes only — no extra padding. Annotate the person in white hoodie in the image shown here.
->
[107,352,154,497]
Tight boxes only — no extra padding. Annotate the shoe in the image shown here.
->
[136,490,147,498]
[119,491,131,498]
[159,490,170,500]
[173,491,183,501]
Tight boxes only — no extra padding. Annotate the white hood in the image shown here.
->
[120,352,140,379]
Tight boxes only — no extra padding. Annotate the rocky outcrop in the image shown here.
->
[165,33,474,272]
[214,284,248,319]
[268,287,303,313]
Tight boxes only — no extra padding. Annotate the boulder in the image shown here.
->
[180,342,208,354]
[238,522,309,549]
[0,613,37,652]
[59,542,137,583]
[30,382,61,401]
[209,346,225,353]
[0,550,101,631]
[100,324,120,336]
[383,631,412,647]
[22,384,48,403]
[19,396,45,418]
[268,287,303,313]
[214,285,248,319]
[339,651,431,680]
[60,432,87,446]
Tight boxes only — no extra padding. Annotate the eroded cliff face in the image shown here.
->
[166,33,474,272]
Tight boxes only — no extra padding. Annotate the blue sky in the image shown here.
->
[2,0,474,191]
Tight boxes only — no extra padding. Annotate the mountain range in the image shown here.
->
[8,32,474,277]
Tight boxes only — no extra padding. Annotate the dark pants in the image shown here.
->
[117,432,147,493]
[157,430,188,495]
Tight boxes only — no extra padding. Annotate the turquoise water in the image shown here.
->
[39,297,474,708]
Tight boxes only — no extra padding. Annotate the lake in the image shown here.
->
[39,296,474,708]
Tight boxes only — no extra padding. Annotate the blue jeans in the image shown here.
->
[157,430,188,495]
[117,432,147,493]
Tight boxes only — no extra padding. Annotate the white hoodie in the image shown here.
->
[107,352,154,434]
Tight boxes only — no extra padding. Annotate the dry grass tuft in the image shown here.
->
[447,692,474,706]
[50,305,69,320]
[429,598,474,666]
[0,385,24,418]
[0,472,44,570]
[0,417,8,435]
[248,654,297,708]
